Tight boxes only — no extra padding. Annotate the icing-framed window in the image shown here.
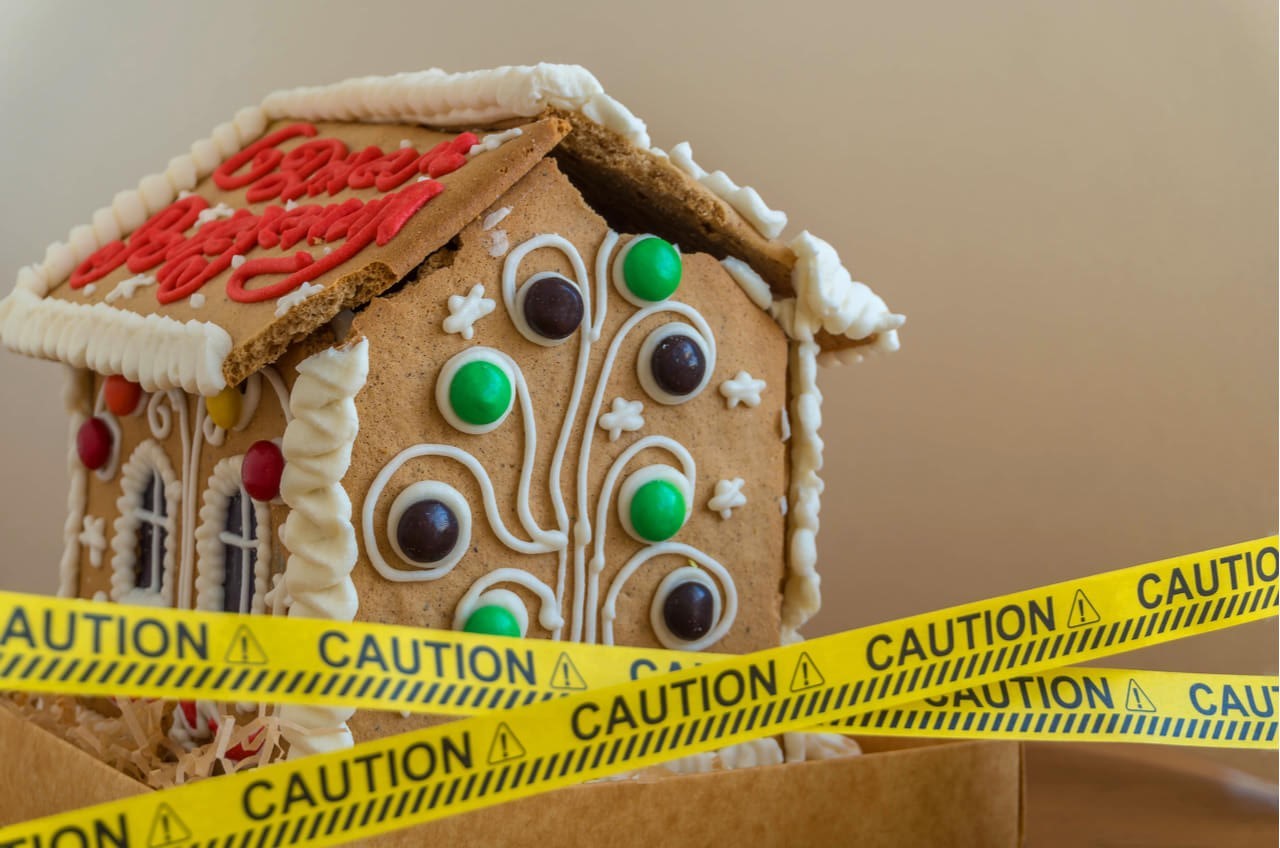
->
[109,440,180,607]
[195,456,271,615]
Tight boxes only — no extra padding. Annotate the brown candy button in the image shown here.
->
[396,499,460,563]
[650,334,707,396]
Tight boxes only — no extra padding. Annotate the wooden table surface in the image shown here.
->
[1025,743,1278,847]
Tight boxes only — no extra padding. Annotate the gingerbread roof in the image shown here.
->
[0,65,903,395]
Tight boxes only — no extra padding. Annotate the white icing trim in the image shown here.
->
[719,257,773,312]
[58,368,91,598]
[443,283,496,341]
[386,481,471,576]
[278,338,368,757]
[650,565,723,650]
[109,440,181,607]
[636,321,715,406]
[781,338,824,641]
[194,455,272,615]
[262,65,652,148]
[707,478,747,520]
[660,143,787,240]
[777,232,905,353]
[719,371,766,409]
[602,542,737,652]
[0,286,233,395]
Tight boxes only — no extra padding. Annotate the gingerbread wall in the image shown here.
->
[326,160,789,742]
[72,369,292,614]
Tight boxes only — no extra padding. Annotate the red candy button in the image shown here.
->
[242,440,284,501]
[76,418,112,470]
[103,375,142,416]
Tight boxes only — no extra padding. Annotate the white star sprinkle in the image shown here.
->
[719,371,766,409]
[599,397,644,442]
[78,515,107,567]
[708,478,747,519]
[443,283,496,340]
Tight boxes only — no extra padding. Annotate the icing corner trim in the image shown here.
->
[277,336,369,757]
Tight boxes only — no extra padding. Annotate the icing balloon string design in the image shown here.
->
[583,435,696,644]
[362,228,735,649]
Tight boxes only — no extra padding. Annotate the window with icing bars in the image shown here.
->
[220,488,259,614]
[134,472,168,594]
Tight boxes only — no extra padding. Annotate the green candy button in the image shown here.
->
[463,605,522,638]
[629,479,687,542]
[449,360,512,427]
[622,237,681,302]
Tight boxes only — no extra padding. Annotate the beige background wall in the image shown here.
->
[0,1,1274,776]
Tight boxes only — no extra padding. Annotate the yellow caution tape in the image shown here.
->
[840,668,1278,748]
[0,537,1272,847]
[0,536,1274,721]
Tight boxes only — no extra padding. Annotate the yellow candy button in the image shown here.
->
[206,386,242,430]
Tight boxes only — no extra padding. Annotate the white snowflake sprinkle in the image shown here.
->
[720,371,766,409]
[284,198,298,211]
[399,139,413,149]
[708,478,747,519]
[82,284,96,296]
[230,254,246,269]
[443,283,496,340]
[189,293,206,309]
[78,515,107,567]
[598,397,644,442]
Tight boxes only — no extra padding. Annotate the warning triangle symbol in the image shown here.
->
[549,652,587,691]
[1125,679,1157,713]
[147,802,192,848]
[487,722,527,765]
[1066,589,1101,628]
[223,624,269,665]
[789,652,825,692]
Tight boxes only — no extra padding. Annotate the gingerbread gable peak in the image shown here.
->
[0,64,903,395]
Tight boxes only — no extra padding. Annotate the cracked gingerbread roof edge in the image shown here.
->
[0,64,903,395]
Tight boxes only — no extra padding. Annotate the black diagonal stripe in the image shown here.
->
[457,773,479,803]
[492,764,513,794]
[58,658,81,683]
[476,767,496,798]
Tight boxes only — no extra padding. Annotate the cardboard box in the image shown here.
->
[0,712,1022,846]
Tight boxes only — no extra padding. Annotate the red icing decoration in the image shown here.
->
[76,417,112,470]
[241,440,284,501]
[177,701,264,762]
[103,375,142,416]
[71,122,474,305]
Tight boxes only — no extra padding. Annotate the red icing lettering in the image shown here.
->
[70,123,472,305]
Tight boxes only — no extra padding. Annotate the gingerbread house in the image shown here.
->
[0,65,903,763]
